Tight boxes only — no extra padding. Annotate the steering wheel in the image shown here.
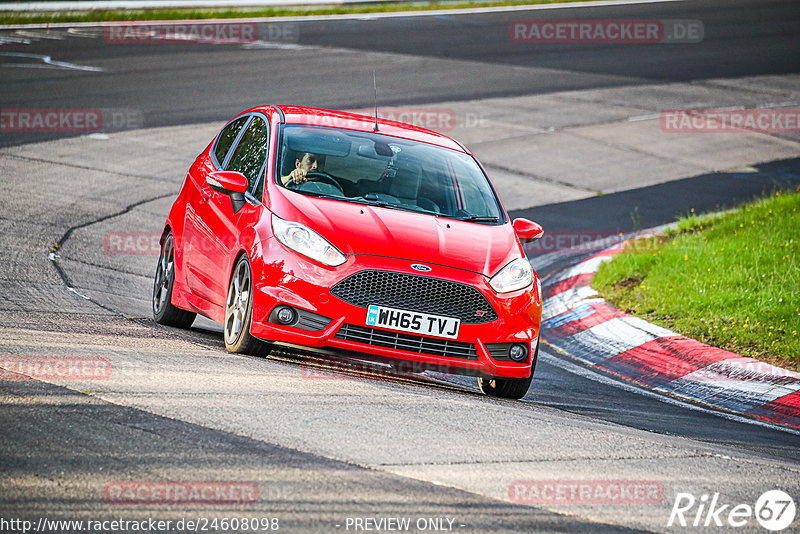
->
[293,171,343,192]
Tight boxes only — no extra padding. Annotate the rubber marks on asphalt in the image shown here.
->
[541,248,800,429]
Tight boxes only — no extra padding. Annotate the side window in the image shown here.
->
[213,116,249,167]
[226,116,269,195]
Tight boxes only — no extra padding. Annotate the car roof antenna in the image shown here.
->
[373,69,379,132]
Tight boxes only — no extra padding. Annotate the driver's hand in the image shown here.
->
[287,168,309,185]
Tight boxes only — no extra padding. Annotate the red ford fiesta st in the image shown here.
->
[153,105,544,399]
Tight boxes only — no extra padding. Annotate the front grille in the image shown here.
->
[335,323,478,360]
[331,270,497,324]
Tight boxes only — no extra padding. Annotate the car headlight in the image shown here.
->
[489,258,534,293]
[272,214,346,267]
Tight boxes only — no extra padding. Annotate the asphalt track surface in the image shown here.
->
[1,0,799,147]
[1,0,800,532]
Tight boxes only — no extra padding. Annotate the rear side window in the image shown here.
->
[226,116,269,193]
[213,116,249,167]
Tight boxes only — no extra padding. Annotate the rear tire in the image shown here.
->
[478,344,538,400]
[153,233,196,328]
[224,255,272,357]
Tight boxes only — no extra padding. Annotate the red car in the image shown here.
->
[153,105,544,399]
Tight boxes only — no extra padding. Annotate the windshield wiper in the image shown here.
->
[353,193,408,211]
[355,196,443,217]
[352,198,398,209]
[450,215,500,222]
[292,190,343,201]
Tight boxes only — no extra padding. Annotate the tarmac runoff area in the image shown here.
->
[1,73,800,532]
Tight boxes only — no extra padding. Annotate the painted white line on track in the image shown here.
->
[239,40,312,50]
[0,35,30,44]
[0,0,690,27]
[2,0,391,10]
[540,348,800,436]
[14,29,67,39]
[0,51,104,71]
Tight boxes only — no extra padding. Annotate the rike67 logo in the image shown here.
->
[668,490,795,531]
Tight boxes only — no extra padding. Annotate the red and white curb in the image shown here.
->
[539,241,800,430]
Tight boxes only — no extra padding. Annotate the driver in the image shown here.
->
[281,152,326,186]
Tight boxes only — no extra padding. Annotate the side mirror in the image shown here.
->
[207,171,248,214]
[207,171,248,195]
[512,218,544,243]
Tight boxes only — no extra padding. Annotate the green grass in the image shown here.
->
[594,189,800,369]
[0,0,602,25]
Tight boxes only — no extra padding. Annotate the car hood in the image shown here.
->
[273,193,521,277]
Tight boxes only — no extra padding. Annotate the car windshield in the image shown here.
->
[276,125,503,221]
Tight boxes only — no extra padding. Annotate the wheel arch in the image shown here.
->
[229,248,251,281]
[159,222,192,311]
[159,224,172,246]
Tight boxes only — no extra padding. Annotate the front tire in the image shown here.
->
[224,255,272,357]
[153,233,196,328]
[478,344,538,400]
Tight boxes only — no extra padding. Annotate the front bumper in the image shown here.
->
[249,238,541,379]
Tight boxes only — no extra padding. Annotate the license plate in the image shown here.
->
[365,305,460,340]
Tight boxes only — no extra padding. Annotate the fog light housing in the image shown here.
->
[509,343,529,362]
[275,306,296,325]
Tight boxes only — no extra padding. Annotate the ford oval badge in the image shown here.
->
[411,264,432,272]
